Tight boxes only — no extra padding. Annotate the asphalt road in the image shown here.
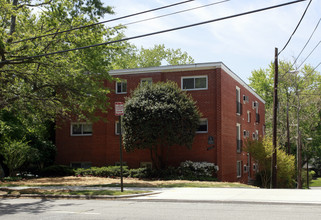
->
[1,198,321,220]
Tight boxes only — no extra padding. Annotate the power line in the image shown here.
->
[1,0,307,64]
[281,17,320,77]
[292,18,320,66]
[123,0,230,27]
[278,0,312,55]
[297,40,321,69]
[11,0,195,44]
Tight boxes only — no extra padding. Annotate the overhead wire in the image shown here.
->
[278,0,312,55]
[11,0,196,44]
[122,0,230,27]
[280,17,320,77]
[1,0,308,64]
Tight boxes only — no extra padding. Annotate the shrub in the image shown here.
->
[40,165,75,177]
[74,166,129,178]
[179,160,217,179]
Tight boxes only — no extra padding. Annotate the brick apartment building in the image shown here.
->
[55,62,265,183]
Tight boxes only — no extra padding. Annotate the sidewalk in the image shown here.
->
[129,187,321,205]
[2,186,321,205]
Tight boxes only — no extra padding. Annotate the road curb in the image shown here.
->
[0,191,160,200]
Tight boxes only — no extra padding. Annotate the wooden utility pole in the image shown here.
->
[272,47,278,188]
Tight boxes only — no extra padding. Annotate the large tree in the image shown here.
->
[112,44,194,70]
[249,61,321,175]
[122,81,201,169]
[0,0,124,122]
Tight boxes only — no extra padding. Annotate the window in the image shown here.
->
[141,78,152,85]
[247,111,251,123]
[70,162,92,169]
[182,76,207,90]
[197,118,208,133]
[237,161,242,178]
[236,87,242,115]
[71,123,92,136]
[116,80,127,94]
[243,130,249,138]
[140,162,152,169]
[243,95,249,103]
[236,123,242,153]
[115,121,124,135]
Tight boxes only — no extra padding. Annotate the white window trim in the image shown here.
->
[70,122,93,136]
[116,80,127,94]
[247,111,251,123]
[181,75,208,91]
[196,118,208,133]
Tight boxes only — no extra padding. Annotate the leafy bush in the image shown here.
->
[74,166,129,178]
[302,170,315,188]
[40,165,75,177]
[179,161,218,179]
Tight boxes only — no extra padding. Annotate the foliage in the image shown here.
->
[0,110,56,175]
[245,137,296,188]
[39,165,75,177]
[0,137,32,176]
[0,0,124,122]
[122,81,201,169]
[249,61,321,159]
[74,166,130,177]
[179,161,218,179]
[301,170,315,188]
[112,44,194,69]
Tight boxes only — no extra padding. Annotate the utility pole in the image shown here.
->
[272,47,278,188]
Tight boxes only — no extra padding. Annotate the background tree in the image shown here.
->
[122,81,201,169]
[245,137,296,188]
[112,44,194,70]
[249,61,321,165]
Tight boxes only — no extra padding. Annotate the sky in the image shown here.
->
[102,0,320,83]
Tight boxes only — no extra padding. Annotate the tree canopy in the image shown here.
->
[0,0,125,122]
[122,81,201,169]
[249,60,321,169]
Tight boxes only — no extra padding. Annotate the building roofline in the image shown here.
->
[109,62,265,104]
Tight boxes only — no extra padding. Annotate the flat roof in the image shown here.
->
[109,62,265,104]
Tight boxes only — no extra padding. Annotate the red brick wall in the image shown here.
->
[55,64,265,183]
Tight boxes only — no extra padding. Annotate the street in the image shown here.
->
[1,198,321,220]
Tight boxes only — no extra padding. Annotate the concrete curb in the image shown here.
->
[0,191,160,200]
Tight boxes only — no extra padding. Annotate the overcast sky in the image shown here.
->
[103,0,320,83]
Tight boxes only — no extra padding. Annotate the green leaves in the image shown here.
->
[122,81,201,168]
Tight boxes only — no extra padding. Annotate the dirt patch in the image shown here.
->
[0,176,229,186]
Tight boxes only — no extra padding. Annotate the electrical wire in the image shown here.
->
[297,40,321,69]
[123,0,230,27]
[280,17,320,77]
[11,0,195,44]
[293,18,320,66]
[278,0,312,55]
[1,0,308,64]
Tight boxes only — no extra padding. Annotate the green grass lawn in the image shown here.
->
[310,178,321,187]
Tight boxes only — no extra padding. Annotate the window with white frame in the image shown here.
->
[140,78,152,85]
[71,123,92,136]
[182,76,207,90]
[237,161,242,178]
[247,111,251,123]
[196,118,208,133]
[116,80,127,94]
